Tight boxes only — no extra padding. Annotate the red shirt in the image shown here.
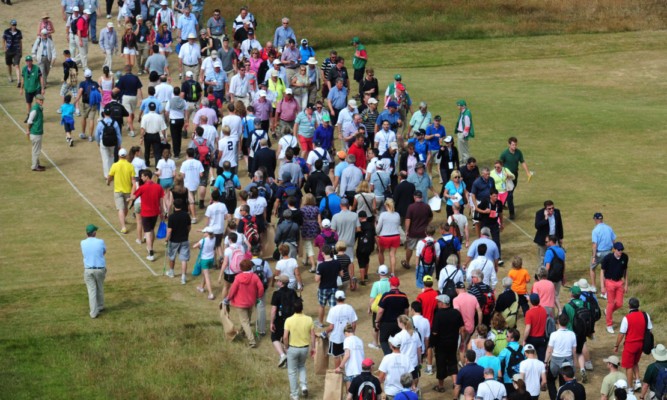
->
[624,310,647,344]
[348,142,366,169]
[416,288,438,326]
[76,17,89,38]
[134,181,164,217]
[525,305,547,338]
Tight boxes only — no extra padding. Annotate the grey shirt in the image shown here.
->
[144,53,168,75]
[339,165,363,196]
[330,210,360,247]
[278,161,303,186]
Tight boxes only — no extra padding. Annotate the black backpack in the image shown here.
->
[546,248,565,282]
[219,175,236,204]
[211,37,222,52]
[101,120,118,147]
[252,259,268,289]
[70,15,82,35]
[358,381,377,400]
[571,300,594,337]
[436,235,458,280]
[581,291,602,322]
[319,231,337,248]
[357,222,375,255]
[281,184,299,211]
[503,345,525,377]
[278,288,299,319]
[105,101,125,125]
[320,195,332,220]
[440,267,459,300]
[256,182,271,203]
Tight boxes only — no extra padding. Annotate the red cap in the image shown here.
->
[361,358,374,368]
[396,83,405,91]
[389,276,400,287]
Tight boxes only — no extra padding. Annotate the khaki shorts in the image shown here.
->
[406,236,422,250]
[122,95,138,114]
[81,102,99,119]
[188,190,198,204]
[114,192,131,210]
[302,239,315,258]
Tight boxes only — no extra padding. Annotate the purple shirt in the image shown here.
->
[276,98,300,122]
[280,46,300,69]
[193,107,218,126]
[253,98,271,121]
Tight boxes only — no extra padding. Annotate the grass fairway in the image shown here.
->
[0,11,666,399]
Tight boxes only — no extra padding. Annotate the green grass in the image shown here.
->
[0,9,666,399]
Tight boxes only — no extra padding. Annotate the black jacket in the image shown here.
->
[252,146,277,178]
[393,180,415,218]
[533,208,563,245]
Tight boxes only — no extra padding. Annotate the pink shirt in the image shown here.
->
[531,279,555,309]
[453,292,479,334]
[276,97,300,122]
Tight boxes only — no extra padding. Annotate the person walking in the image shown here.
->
[614,297,653,392]
[601,242,629,334]
[129,169,165,261]
[591,212,616,295]
[224,259,264,348]
[81,224,107,319]
[165,198,191,284]
[20,56,45,123]
[283,298,316,400]
[25,94,46,171]
[454,100,474,165]
[31,30,56,85]
[106,148,134,233]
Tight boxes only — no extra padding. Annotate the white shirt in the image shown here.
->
[448,214,468,231]
[249,129,268,157]
[326,303,358,344]
[467,256,497,287]
[131,157,147,177]
[438,264,464,293]
[165,97,185,120]
[240,38,261,59]
[154,82,174,103]
[620,312,652,333]
[205,202,228,234]
[415,237,440,268]
[221,114,243,142]
[412,314,430,354]
[198,236,216,260]
[548,328,577,358]
[476,379,507,400]
[200,56,219,78]
[218,136,238,168]
[156,158,177,179]
[306,147,331,169]
[179,158,205,191]
[343,335,365,377]
[394,329,421,369]
[276,258,298,286]
[202,125,218,148]
[378,352,412,396]
[247,197,267,216]
[178,42,201,65]
[278,134,298,160]
[365,157,379,180]
[519,358,546,397]
[337,107,358,131]
[229,73,250,97]
[374,129,396,154]
[141,112,167,134]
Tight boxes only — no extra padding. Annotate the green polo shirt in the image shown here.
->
[500,148,525,176]
[22,65,42,93]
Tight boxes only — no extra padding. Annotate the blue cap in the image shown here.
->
[613,242,624,250]
[11,20,17,25]
[386,101,398,108]
[593,212,603,219]
[529,293,540,303]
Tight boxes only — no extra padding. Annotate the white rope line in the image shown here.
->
[0,103,158,276]
[507,217,534,241]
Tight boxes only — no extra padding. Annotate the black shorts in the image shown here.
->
[356,252,370,269]
[575,333,586,354]
[223,272,236,284]
[214,233,223,248]
[411,368,421,380]
[435,342,459,380]
[25,91,39,104]
[271,319,285,342]
[5,51,20,66]
[328,341,344,357]
[372,312,379,332]
[241,137,250,156]
[141,215,158,232]
[379,321,400,343]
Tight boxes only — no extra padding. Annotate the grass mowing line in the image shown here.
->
[506,218,534,241]
[0,103,159,277]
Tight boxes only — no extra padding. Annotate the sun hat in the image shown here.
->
[652,344,667,361]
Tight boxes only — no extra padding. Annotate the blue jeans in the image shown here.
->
[287,346,308,398]
[89,12,98,42]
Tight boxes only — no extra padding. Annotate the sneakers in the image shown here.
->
[278,354,287,368]
[128,131,136,137]
[424,366,434,375]
[120,227,128,234]
[191,218,197,224]
[585,360,594,371]
[135,238,143,245]
[166,269,175,278]
[634,380,641,391]
[196,286,205,293]
[88,136,94,142]
[301,386,308,398]
[580,369,588,383]
[498,259,504,266]
[181,275,186,284]
[590,286,597,293]
[146,254,155,261]
[314,321,325,328]
[8,77,12,83]
[207,294,215,300]
[607,326,615,334]
[368,343,380,349]
[600,293,607,300]
[75,109,81,116]
[57,108,62,114]
[106,14,111,18]
[79,133,87,139]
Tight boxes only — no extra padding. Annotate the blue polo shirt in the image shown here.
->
[319,193,341,216]
[543,245,565,266]
[140,96,162,114]
[407,138,430,163]
[176,14,198,41]
[81,237,106,268]
[471,176,495,202]
[375,109,401,130]
[467,237,499,261]
[327,86,347,109]
[334,161,348,178]
[426,124,445,149]
[115,73,143,97]
[592,223,616,252]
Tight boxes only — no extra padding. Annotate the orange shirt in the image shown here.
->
[508,268,530,295]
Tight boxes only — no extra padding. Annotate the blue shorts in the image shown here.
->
[159,177,174,190]
[25,91,39,104]
[317,288,336,307]
[63,121,75,132]
[415,265,434,289]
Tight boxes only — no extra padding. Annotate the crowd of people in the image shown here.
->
[8,2,661,400]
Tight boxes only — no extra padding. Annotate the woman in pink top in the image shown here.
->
[453,282,483,361]
[530,267,556,316]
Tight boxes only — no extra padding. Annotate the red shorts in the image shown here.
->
[621,340,643,368]
[298,136,313,152]
[378,235,400,249]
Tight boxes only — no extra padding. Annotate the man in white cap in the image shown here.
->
[98,22,118,70]
[31,29,57,84]
[600,355,626,400]
[155,0,176,31]
[106,147,134,233]
[229,64,250,106]
[305,56,321,105]
[337,98,358,137]
[73,68,100,141]
[368,265,391,350]
[322,290,358,369]
[200,49,219,81]
[178,32,201,82]
[640,344,667,400]
[204,60,228,104]
[77,9,92,70]
[252,88,272,133]
[275,87,300,132]
[378,335,411,398]
[519,343,547,399]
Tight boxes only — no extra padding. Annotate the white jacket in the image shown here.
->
[31,37,57,62]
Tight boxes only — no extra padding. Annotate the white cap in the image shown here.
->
[347,99,357,108]
[258,90,267,97]
[273,59,281,65]
[187,33,196,39]
[388,335,401,348]
[243,18,250,24]
[160,0,168,4]
[202,226,214,233]
[73,6,80,11]
[321,218,331,228]
[84,69,93,77]
[444,135,453,143]
[106,22,114,28]
[614,380,628,389]
[213,62,222,68]
[136,14,143,20]
[185,70,193,77]
[284,88,293,95]
[270,70,279,77]
[368,97,378,104]
[118,148,127,157]
[40,29,48,35]
[83,8,92,14]
[378,265,389,275]
[389,142,399,150]
[335,290,346,300]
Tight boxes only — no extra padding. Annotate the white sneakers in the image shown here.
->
[181,275,186,285]
[607,326,615,334]
[278,354,287,368]
[166,269,174,278]
[146,254,155,261]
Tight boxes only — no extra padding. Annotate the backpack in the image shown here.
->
[492,329,508,356]
[70,15,82,35]
[211,37,222,52]
[418,240,436,270]
[358,381,377,400]
[654,364,667,400]
[580,291,602,322]
[544,311,556,340]
[504,345,526,377]
[314,175,328,203]
[229,246,249,274]
[278,288,299,319]
[68,66,78,87]
[480,287,496,317]
[256,182,270,203]
[219,174,236,204]
[501,292,520,329]
[436,234,458,279]
[440,267,458,301]
[312,149,329,169]
[194,139,211,166]
[546,248,565,282]
[105,101,125,120]
[571,300,594,337]
[281,184,299,211]
[320,195,332,220]
[252,259,268,289]
[319,231,337,248]
[357,223,375,255]
[82,81,100,104]
[101,120,118,147]
[243,215,260,246]
[88,87,102,108]
[185,81,200,102]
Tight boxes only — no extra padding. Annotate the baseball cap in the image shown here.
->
[436,294,451,304]
[361,358,374,368]
[456,100,467,106]
[603,355,621,366]
[202,226,214,233]
[35,94,45,100]
[72,6,79,11]
[389,142,398,150]
[395,83,405,91]
[284,88,293,95]
[455,281,466,289]
[524,344,536,352]
[434,115,442,121]
[10,20,17,25]
[276,275,290,284]
[107,22,114,28]
[213,62,221,68]
[444,135,453,143]
[613,242,624,250]
[414,190,423,198]
[258,90,267,97]
[86,224,98,233]
[187,33,196,39]
[570,286,581,295]
[41,29,48,35]
[211,50,218,56]
[185,71,193,77]
[335,290,345,300]
[270,69,279,77]
[350,37,360,44]
[378,265,389,275]
[118,148,128,157]
[337,150,346,159]
[512,374,524,383]
[160,0,168,5]
[375,160,384,169]
[301,38,308,44]
[322,114,331,122]
[340,198,349,206]
[386,101,398,108]
[84,8,92,14]
[614,380,628,389]
[347,99,357,108]
[322,218,331,228]
[389,276,400,287]
[243,18,250,24]
[222,35,229,42]
[135,13,142,19]
[394,74,402,80]
[84,69,93,77]
[25,55,33,61]
[529,293,540,303]
[368,97,378,105]
[561,361,573,368]
[388,335,401,348]
[423,275,433,283]
[200,28,207,35]
[247,29,255,35]
[594,212,603,219]
[273,59,282,65]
